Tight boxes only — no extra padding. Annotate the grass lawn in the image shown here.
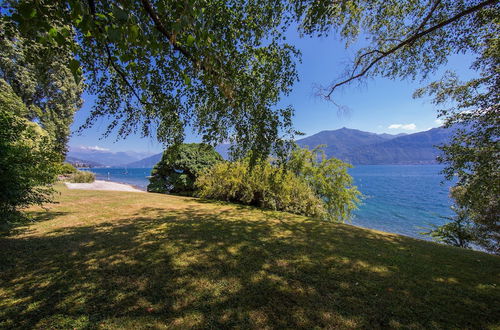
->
[1,185,499,329]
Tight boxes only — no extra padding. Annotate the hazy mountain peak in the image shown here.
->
[67,146,154,167]
[69,127,453,167]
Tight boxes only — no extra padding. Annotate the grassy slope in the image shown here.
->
[1,186,499,329]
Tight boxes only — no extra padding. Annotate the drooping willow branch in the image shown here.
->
[324,0,498,99]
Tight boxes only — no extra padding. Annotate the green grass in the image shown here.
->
[1,185,499,329]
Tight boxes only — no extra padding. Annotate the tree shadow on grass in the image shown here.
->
[1,211,72,237]
[0,206,499,329]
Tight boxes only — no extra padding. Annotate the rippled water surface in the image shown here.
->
[348,165,453,239]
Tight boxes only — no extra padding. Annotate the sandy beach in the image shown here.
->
[65,180,145,193]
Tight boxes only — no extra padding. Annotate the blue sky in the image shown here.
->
[69,28,476,154]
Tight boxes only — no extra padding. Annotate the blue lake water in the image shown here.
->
[85,165,453,240]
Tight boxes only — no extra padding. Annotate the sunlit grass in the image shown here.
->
[1,185,499,329]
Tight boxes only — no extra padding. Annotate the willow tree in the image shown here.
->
[293,0,499,252]
[3,0,300,160]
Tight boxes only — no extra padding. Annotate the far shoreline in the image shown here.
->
[78,168,149,191]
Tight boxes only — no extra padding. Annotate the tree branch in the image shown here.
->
[325,0,498,99]
[413,0,442,34]
[103,44,146,105]
[140,0,235,101]
[86,0,155,107]
[140,0,200,68]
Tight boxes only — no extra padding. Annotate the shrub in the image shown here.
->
[424,206,476,249]
[423,187,492,251]
[196,159,324,218]
[148,143,222,195]
[196,146,361,222]
[286,146,361,221]
[59,162,78,175]
[1,90,59,225]
[69,171,95,183]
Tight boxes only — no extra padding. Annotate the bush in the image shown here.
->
[148,143,222,195]
[196,146,361,222]
[1,89,59,225]
[423,187,491,251]
[59,162,77,175]
[424,206,476,249]
[286,146,361,221]
[69,171,95,183]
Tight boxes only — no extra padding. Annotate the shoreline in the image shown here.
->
[65,180,145,193]
[96,178,147,191]
[80,168,149,191]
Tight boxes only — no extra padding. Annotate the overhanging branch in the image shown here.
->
[140,0,202,70]
[324,0,498,99]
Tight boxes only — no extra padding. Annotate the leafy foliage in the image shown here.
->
[423,203,477,249]
[286,146,361,221]
[3,0,300,160]
[0,80,59,225]
[59,162,78,175]
[68,170,95,183]
[197,146,361,221]
[148,143,222,195]
[196,158,325,218]
[0,18,83,156]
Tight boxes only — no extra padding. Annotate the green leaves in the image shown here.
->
[287,146,361,221]
[0,81,59,225]
[68,59,82,83]
[196,146,360,221]
[182,72,191,86]
[4,0,300,163]
[18,2,36,19]
[128,25,140,42]
[147,143,222,195]
[112,6,129,21]
[186,34,196,47]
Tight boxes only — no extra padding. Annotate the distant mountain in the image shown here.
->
[125,144,231,168]
[65,156,103,168]
[343,127,454,165]
[120,127,451,167]
[297,128,400,158]
[297,127,452,165]
[67,146,153,167]
[126,153,162,168]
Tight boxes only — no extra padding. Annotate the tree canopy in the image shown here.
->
[2,0,300,160]
[0,79,59,226]
[0,18,83,156]
[147,143,222,195]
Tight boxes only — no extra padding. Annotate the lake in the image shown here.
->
[86,165,454,240]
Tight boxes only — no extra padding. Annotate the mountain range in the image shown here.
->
[124,144,231,168]
[67,127,453,167]
[297,127,453,165]
[66,146,153,167]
